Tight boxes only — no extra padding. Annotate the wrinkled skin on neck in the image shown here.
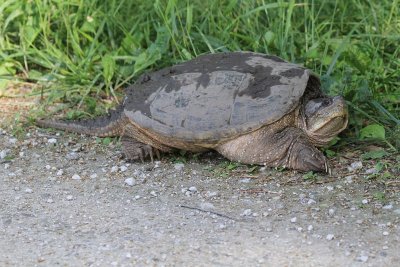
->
[299,96,348,146]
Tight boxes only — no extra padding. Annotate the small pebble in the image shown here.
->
[326,186,334,191]
[48,138,57,144]
[124,177,136,186]
[199,202,215,210]
[365,167,378,174]
[46,198,54,203]
[357,255,368,262]
[205,191,219,198]
[239,178,251,183]
[174,163,185,171]
[307,225,313,231]
[66,195,74,201]
[219,224,227,230]
[307,199,316,205]
[328,208,336,216]
[45,165,51,170]
[326,234,335,240]
[382,246,389,250]
[66,152,79,160]
[120,165,128,172]
[382,231,389,236]
[56,169,63,176]
[71,174,81,180]
[111,166,118,173]
[0,149,9,159]
[348,161,363,171]
[150,191,157,197]
[188,186,197,192]
[382,204,393,210]
[241,209,252,216]
[362,199,369,204]
[345,175,353,183]
[154,161,161,168]
[290,217,297,223]
[90,173,98,179]
[25,188,33,193]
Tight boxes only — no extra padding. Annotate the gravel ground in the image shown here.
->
[0,126,399,266]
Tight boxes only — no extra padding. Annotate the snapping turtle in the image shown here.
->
[37,52,348,172]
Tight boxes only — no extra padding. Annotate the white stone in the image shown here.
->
[188,186,197,192]
[326,234,335,240]
[328,208,336,216]
[174,163,185,171]
[71,174,81,180]
[119,165,128,172]
[362,199,369,204]
[110,166,118,173]
[345,175,353,183]
[382,204,393,210]
[56,169,64,176]
[365,167,378,174]
[25,188,33,193]
[382,231,389,236]
[90,173,98,179]
[205,191,219,198]
[307,199,316,205]
[290,217,297,223]
[200,202,215,210]
[0,149,9,159]
[124,177,136,186]
[357,255,368,262]
[348,161,363,171]
[48,138,57,144]
[241,209,252,216]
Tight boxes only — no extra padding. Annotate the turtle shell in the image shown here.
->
[124,52,321,142]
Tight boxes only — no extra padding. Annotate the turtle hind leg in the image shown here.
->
[215,127,328,172]
[121,136,160,163]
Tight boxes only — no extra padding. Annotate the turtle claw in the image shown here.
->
[289,140,328,172]
[121,136,159,163]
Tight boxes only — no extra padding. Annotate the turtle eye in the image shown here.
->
[322,99,331,106]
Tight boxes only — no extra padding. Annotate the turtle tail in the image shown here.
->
[36,105,125,137]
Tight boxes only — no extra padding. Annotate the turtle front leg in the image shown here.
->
[216,127,328,172]
[121,136,160,162]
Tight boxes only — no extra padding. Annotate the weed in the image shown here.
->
[303,171,318,181]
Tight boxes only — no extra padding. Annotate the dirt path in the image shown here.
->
[0,89,399,266]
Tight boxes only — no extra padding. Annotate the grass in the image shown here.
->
[0,0,399,148]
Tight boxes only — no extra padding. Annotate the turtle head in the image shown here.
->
[300,96,348,146]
